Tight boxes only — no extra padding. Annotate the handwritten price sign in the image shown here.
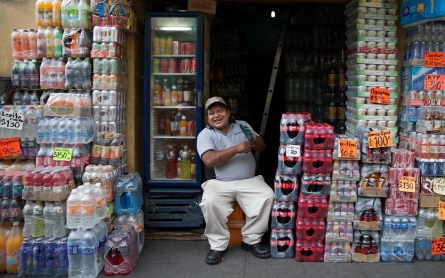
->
[0,111,24,130]
[432,237,445,255]
[424,52,445,68]
[338,139,357,159]
[433,177,445,195]
[0,138,21,158]
[368,130,392,148]
[424,74,445,91]
[398,176,416,193]
[439,202,445,221]
[369,88,390,105]
[53,147,73,161]
[285,145,301,158]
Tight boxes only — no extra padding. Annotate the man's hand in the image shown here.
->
[236,141,254,154]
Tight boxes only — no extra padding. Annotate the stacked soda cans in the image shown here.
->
[90,25,127,173]
[344,0,399,146]
[324,134,360,262]
[270,112,307,258]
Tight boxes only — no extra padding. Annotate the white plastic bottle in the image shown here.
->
[66,189,81,229]
[80,228,97,278]
[53,201,68,237]
[80,189,95,228]
[22,200,34,237]
[43,202,54,237]
[93,183,106,221]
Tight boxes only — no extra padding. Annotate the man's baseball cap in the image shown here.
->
[205,96,227,110]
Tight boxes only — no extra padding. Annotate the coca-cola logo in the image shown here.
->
[190,1,213,10]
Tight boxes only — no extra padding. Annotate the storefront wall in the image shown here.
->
[0,0,146,175]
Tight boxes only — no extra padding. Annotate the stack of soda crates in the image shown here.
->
[351,125,390,263]
[18,166,74,277]
[270,112,308,258]
[275,112,333,262]
[325,134,361,262]
[104,173,144,276]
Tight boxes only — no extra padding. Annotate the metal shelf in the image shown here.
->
[153,55,196,58]
[152,105,196,109]
[153,135,196,139]
[153,73,196,76]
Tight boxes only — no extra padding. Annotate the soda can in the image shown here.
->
[100,121,109,133]
[189,42,196,55]
[109,90,117,105]
[180,42,186,55]
[108,121,117,133]
[187,121,195,136]
[168,59,177,73]
[93,26,102,42]
[109,43,117,57]
[183,42,191,55]
[108,74,117,87]
[101,58,110,75]
[93,59,102,74]
[172,41,180,55]
[385,198,394,214]
[92,90,101,105]
[20,238,33,275]
[101,74,110,86]
[152,58,160,73]
[32,237,45,269]
[93,74,101,88]
[110,27,118,43]
[160,59,168,73]
[192,58,196,73]
[94,121,101,134]
[110,58,119,74]
[93,105,101,121]
[437,159,445,175]
[180,59,191,73]
[116,106,122,121]
[108,106,118,121]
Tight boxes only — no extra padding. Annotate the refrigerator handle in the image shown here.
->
[198,91,204,107]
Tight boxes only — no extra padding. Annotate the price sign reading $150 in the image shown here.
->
[367,130,392,149]
[53,148,73,161]
[0,111,24,130]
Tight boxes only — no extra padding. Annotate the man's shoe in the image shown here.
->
[205,249,228,265]
[241,242,271,258]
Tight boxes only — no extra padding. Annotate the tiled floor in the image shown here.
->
[3,240,445,278]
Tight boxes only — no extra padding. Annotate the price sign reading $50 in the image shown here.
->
[338,139,357,159]
[368,130,392,149]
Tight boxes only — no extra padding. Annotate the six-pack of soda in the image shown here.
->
[274,171,298,202]
[18,236,69,277]
[91,0,137,30]
[93,73,128,91]
[271,201,295,230]
[358,164,389,197]
[62,28,92,58]
[416,158,445,176]
[93,58,127,76]
[352,231,380,263]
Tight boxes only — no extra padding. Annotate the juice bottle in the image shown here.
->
[28,29,38,60]
[430,135,439,159]
[165,112,171,136]
[43,0,53,27]
[159,34,166,55]
[20,30,30,60]
[163,79,171,106]
[433,107,442,133]
[152,79,161,106]
[171,79,178,106]
[180,146,191,179]
[166,34,173,55]
[45,27,55,58]
[52,0,62,27]
[11,29,22,60]
[425,107,434,134]
[176,157,182,178]
[165,145,177,179]
[440,135,445,159]
[36,0,45,27]
[152,33,160,55]
[179,115,187,136]
[191,151,196,180]
[0,223,7,272]
[420,134,430,159]
[6,222,23,274]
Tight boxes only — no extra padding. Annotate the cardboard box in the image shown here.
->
[354,220,381,231]
[329,193,358,203]
[44,106,92,117]
[324,254,352,263]
[401,66,445,91]
[419,193,445,207]
[401,0,445,27]
[352,253,380,263]
[188,0,216,20]
[325,235,353,243]
[22,186,73,202]
[332,170,360,181]
[358,187,388,198]
[327,214,355,223]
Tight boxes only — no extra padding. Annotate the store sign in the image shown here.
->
[398,176,416,193]
[439,202,445,221]
[424,74,445,90]
[434,177,445,195]
[188,0,217,18]
[285,145,301,158]
[0,111,24,130]
[338,139,357,159]
[53,147,73,161]
[432,237,445,255]
[0,138,21,158]
[368,130,392,148]
[369,88,390,105]
[424,52,445,68]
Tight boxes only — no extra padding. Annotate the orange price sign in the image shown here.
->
[398,176,416,193]
[439,202,445,221]
[369,88,390,105]
[338,139,357,159]
[432,237,445,255]
[368,130,392,149]
[0,137,21,158]
[424,52,445,68]
[424,74,445,90]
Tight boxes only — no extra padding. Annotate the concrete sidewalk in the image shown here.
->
[3,239,445,278]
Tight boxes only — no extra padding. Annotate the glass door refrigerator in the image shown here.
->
[144,12,208,188]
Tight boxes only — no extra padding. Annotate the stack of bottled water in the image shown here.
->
[380,215,416,262]
[415,208,444,261]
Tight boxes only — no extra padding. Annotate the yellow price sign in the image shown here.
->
[398,176,416,193]
[368,130,392,149]
[338,139,357,159]
[53,147,73,161]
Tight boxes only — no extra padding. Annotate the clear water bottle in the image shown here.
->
[65,57,75,89]
[22,200,34,237]
[58,117,68,143]
[68,228,82,278]
[153,139,165,178]
[92,221,106,275]
[32,201,44,237]
[81,58,92,89]
[66,189,81,229]
[53,201,68,238]
[80,189,95,229]
[43,202,54,237]
[81,229,97,278]
[93,183,106,220]
[66,118,75,144]
[24,106,38,140]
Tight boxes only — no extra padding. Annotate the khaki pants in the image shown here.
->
[200,176,274,251]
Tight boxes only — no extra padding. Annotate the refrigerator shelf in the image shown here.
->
[152,73,196,76]
[152,55,196,58]
[153,135,196,139]
[152,106,196,109]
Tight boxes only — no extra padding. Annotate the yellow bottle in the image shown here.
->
[179,115,187,136]
[152,79,161,106]
[43,0,53,27]
[166,34,173,55]
[52,0,62,27]
[0,223,8,272]
[6,222,23,274]
[180,146,191,180]
[152,33,160,55]
[36,0,45,27]
[159,34,166,55]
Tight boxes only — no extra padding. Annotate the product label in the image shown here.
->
[81,247,96,256]
[1,208,9,218]
[100,146,111,159]
[154,151,165,161]
[54,38,62,47]
[183,91,191,102]
[328,107,337,120]
[110,145,120,159]
[91,144,102,158]
[68,245,79,255]
[9,207,20,218]
[328,74,338,87]
[430,146,439,154]
[7,250,20,265]
[96,198,105,207]
[191,163,196,175]
[80,205,94,215]
[337,107,345,119]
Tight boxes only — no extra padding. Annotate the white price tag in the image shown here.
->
[285,145,301,158]
[0,111,24,130]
